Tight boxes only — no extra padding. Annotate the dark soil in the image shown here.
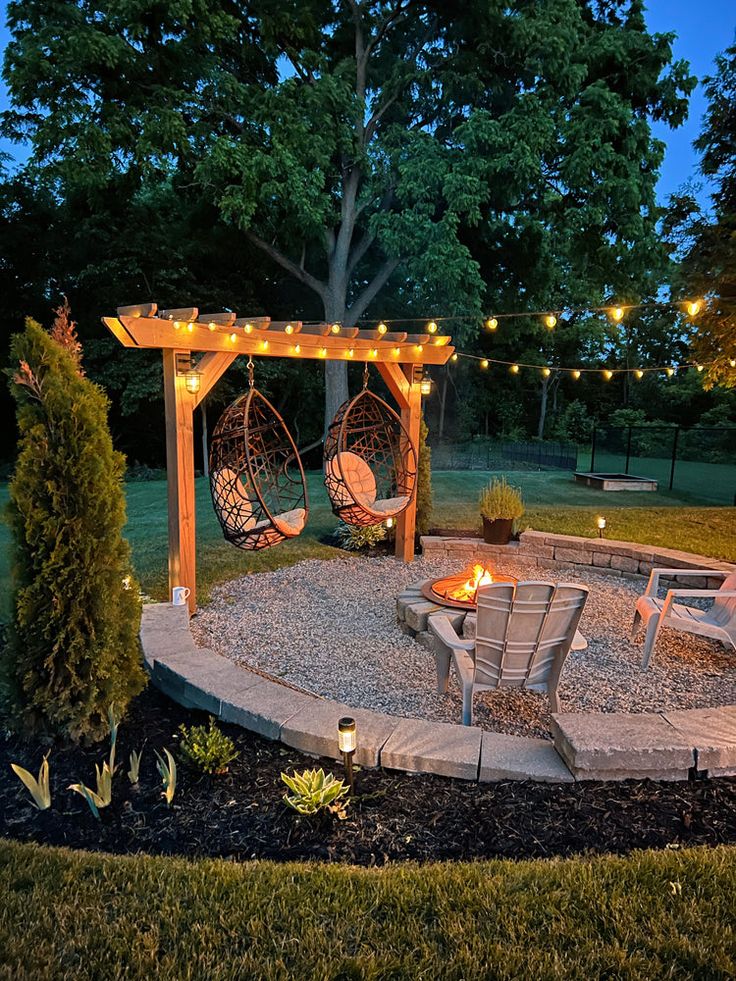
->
[2,686,736,865]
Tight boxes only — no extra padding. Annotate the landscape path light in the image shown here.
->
[597,516,606,538]
[338,717,357,793]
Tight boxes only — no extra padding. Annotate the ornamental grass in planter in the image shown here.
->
[478,478,524,544]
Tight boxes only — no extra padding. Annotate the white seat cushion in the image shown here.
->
[327,452,377,506]
[272,507,307,537]
[369,495,410,516]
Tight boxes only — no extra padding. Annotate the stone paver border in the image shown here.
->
[140,533,736,783]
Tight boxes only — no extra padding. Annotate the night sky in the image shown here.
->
[0,2,734,204]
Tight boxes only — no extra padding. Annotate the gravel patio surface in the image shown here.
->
[191,555,736,740]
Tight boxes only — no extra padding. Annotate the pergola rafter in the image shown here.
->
[103,304,455,614]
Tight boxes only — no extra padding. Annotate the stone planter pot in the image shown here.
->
[482,517,514,545]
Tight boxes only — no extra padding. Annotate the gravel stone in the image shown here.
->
[191,555,736,741]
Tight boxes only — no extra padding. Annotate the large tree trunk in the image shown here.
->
[438,367,449,441]
[323,287,350,438]
[537,375,549,439]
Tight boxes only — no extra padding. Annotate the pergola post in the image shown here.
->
[162,350,197,614]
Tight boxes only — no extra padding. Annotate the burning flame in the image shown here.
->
[447,564,494,604]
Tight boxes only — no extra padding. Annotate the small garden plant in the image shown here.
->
[479,477,525,522]
[281,768,350,819]
[10,754,51,810]
[178,718,239,774]
[333,521,386,551]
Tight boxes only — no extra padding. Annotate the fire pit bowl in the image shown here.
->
[421,563,517,610]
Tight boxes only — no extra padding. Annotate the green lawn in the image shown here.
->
[0,839,734,979]
[1,471,734,620]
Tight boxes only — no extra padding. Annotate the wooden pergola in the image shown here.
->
[103,303,455,614]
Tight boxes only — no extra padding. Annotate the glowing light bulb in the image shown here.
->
[427,321,438,334]
[451,353,458,362]
[208,321,217,332]
[331,323,341,334]
[294,344,301,354]
[603,369,613,381]
[666,367,675,377]
[229,332,237,343]
[414,345,422,354]
[186,321,194,332]
[635,369,644,379]
[319,347,328,358]
[485,317,498,331]
[370,348,378,357]
[541,367,551,377]
[173,321,182,331]
[244,323,253,334]
[510,364,520,374]
[260,339,269,351]
[696,364,704,372]
[730,359,736,368]
[393,347,401,357]
[611,306,624,322]
[285,324,294,335]
[687,300,701,317]
[347,348,354,358]
[572,369,581,380]
[544,314,557,329]
[481,359,489,369]
[377,322,388,335]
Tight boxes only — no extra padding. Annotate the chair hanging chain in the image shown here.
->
[247,358,255,388]
[363,363,369,390]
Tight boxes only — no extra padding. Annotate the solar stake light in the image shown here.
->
[597,516,607,538]
[338,717,357,792]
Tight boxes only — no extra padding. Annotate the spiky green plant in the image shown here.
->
[127,750,143,786]
[281,768,350,819]
[478,477,525,522]
[68,760,113,819]
[156,749,177,807]
[4,312,145,742]
[10,754,51,810]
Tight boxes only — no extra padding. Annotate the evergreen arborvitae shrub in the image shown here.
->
[4,313,145,743]
[415,417,433,537]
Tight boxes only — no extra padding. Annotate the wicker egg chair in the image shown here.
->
[324,375,417,527]
[209,366,308,551]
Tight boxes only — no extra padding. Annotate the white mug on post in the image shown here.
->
[172,586,191,606]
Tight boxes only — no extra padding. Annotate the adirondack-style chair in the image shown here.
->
[429,581,589,726]
[631,569,736,669]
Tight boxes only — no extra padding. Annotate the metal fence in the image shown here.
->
[430,438,577,472]
[586,425,736,505]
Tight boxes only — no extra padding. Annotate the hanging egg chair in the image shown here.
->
[324,370,417,527]
[209,362,308,551]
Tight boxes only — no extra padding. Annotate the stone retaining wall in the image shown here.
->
[421,531,736,588]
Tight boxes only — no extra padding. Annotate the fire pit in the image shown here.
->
[421,562,517,610]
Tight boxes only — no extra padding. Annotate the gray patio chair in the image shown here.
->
[631,569,736,669]
[429,581,589,725]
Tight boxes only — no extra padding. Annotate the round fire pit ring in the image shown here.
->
[421,565,517,610]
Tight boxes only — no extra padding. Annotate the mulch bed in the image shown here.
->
[2,686,736,865]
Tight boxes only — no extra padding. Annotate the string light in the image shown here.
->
[260,340,269,351]
[173,321,182,331]
[634,369,644,379]
[377,322,388,335]
[541,367,551,378]
[544,314,557,329]
[370,348,379,357]
[730,359,736,368]
[611,307,624,322]
[666,367,675,377]
[451,353,458,361]
[229,332,237,343]
[347,348,355,358]
[208,321,217,332]
[480,358,489,369]
[603,369,613,381]
[285,324,294,335]
[244,323,253,334]
[571,369,581,380]
[427,321,438,334]
[414,344,422,354]
[510,364,519,374]
[687,300,701,317]
[319,347,328,358]
[331,323,341,334]
[393,347,401,357]
[485,317,498,331]
[293,344,301,354]
[187,322,195,333]
[696,364,704,372]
